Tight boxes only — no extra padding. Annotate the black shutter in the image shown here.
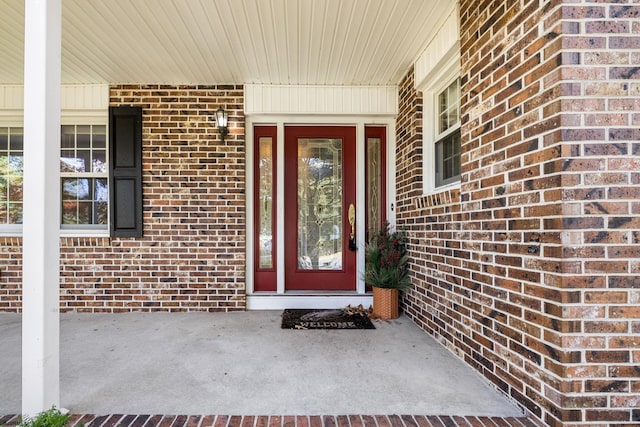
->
[109,106,143,238]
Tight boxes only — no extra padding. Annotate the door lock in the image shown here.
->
[348,203,357,251]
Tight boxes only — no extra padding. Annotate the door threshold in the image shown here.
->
[247,293,372,310]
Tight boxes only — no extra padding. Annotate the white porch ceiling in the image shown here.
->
[0,0,454,86]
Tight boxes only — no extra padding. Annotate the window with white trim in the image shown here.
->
[421,67,462,194]
[0,123,109,233]
[60,124,108,229]
[434,78,461,187]
[0,127,24,227]
[415,4,461,194]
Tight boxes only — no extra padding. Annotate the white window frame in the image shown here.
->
[421,53,461,195]
[59,119,109,235]
[0,112,109,236]
[434,77,461,188]
[0,124,25,235]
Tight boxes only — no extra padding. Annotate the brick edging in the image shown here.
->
[0,414,543,427]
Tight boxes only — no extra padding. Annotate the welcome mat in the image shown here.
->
[281,308,376,330]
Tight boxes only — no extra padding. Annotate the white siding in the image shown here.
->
[414,6,460,90]
[0,84,108,122]
[245,84,398,116]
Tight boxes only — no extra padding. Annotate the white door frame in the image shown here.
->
[245,115,396,310]
[244,84,398,310]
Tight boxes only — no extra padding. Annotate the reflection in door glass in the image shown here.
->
[258,137,274,268]
[297,139,342,270]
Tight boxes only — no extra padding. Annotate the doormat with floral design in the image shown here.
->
[281,309,376,330]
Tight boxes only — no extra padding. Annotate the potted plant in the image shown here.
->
[364,222,411,319]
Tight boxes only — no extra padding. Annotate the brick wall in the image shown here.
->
[399,1,639,426]
[0,85,246,312]
[0,237,22,310]
[545,2,640,425]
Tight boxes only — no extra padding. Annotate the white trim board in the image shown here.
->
[247,294,373,310]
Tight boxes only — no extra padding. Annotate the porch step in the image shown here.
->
[247,292,372,310]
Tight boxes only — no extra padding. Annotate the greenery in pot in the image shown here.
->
[364,222,411,290]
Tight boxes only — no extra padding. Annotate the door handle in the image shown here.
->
[348,203,357,251]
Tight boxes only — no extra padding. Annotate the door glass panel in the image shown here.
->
[297,138,342,271]
[366,137,383,233]
[258,136,274,269]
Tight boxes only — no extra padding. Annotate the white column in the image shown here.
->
[22,0,62,416]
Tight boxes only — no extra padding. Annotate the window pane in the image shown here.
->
[93,126,106,149]
[60,152,82,172]
[93,150,107,173]
[439,112,448,134]
[61,125,75,149]
[0,177,6,202]
[258,136,273,269]
[77,125,91,148]
[77,202,91,223]
[438,79,460,134]
[77,150,91,172]
[448,80,460,128]
[61,201,77,224]
[95,178,108,201]
[435,128,461,187]
[9,133,23,152]
[94,202,108,225]
[439,91,447,113]
[439,92,448,133]
[8,203,22,224]
[8,169,23,201]
[62,178,90,200]
[0,129,8,151]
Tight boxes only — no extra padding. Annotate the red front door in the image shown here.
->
[284,126,357,291]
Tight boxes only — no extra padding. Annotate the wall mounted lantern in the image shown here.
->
[215,107,229,142]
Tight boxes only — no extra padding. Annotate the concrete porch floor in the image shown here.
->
[1,311,526,420]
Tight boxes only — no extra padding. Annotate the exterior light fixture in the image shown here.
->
[215,107,229,142]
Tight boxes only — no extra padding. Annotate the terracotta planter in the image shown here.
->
[372,287,399,319]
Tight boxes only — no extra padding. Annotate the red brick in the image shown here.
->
[400,2,640,426]
[20,86,246,313]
